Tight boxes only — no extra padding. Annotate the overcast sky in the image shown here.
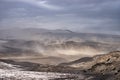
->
[0,0,120,34]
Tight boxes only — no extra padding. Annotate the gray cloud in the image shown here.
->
[0,0,120,35]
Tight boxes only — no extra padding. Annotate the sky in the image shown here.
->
[0,0,120,35]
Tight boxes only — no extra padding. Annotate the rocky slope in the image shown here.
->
[60,51,120,80]
[86,51,120,80]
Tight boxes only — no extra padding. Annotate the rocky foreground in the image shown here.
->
[61,51,120,80]
[0,51,120,80]
[86,51,120,80]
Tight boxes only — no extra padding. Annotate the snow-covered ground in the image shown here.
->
[0,69,73,80]
[0,61,84,80]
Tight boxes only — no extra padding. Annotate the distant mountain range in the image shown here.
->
[0,28,120,43]
[0,28,120,65]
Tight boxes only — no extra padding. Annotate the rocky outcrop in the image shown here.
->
[59,51,120,80]
[85,51,120,80]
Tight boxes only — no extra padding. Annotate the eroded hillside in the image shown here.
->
[60,51,120,80]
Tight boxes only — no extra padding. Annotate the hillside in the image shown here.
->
[60,51,120,80]
[86,51,120,80]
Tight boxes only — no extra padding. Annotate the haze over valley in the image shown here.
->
[0,0,120,80]
[0,28,120,65]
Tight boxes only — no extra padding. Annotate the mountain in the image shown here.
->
[0,28,120,65]
[0,28,120,43]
